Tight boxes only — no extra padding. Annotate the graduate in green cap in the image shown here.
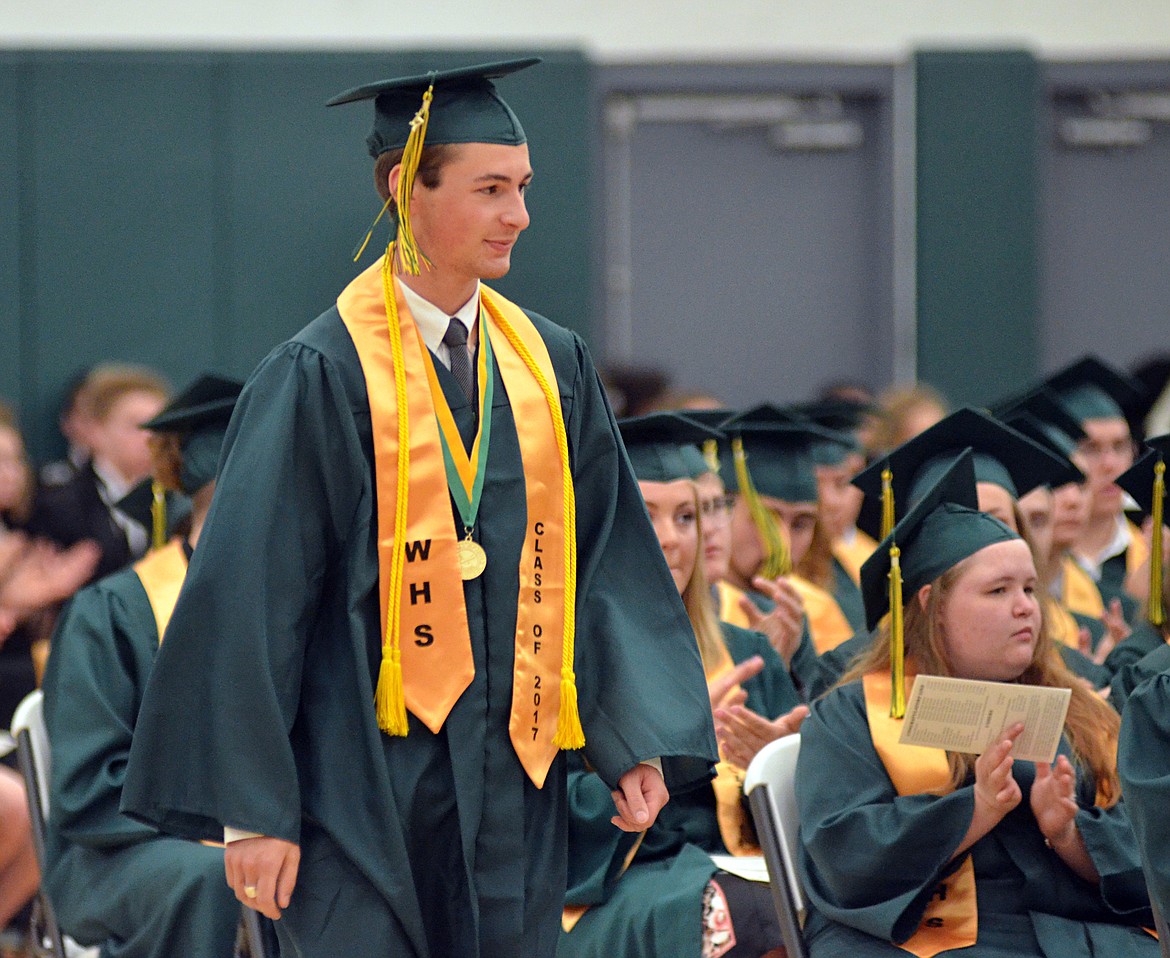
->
[561,412,803,958]
[1044,356,1148,622]
[120,59,716,958]
[797,451,1156,958]
[1101,435,1170,704]
[41,375,248,958]
[718,406,858,694]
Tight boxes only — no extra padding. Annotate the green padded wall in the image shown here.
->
[0,49,593,462]
[915,50,1041,407]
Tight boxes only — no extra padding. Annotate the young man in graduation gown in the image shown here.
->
[121,59,717,958]
[42,375,245,958]
[1045,357,1148,622]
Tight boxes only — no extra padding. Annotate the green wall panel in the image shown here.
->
[0,58,25,414]
[3,48,594,462]
[915,50,1041,407]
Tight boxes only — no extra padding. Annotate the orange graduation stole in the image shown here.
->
[833,529,879,587]
[862,671,979,957]
[338,258,580,788]
[1059,555,1105,620]
[789,573,853,654]
[133,539,189,644]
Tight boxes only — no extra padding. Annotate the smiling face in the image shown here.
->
[928,538,1041,682]
[390,142,532,309]
[640,479,699,595]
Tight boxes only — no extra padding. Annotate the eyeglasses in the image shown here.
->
[699,494,734,524]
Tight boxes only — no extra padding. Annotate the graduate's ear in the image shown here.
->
[916,583,932,613]
[387,162,404,199]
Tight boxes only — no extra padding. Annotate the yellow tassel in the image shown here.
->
[888,544,906,718]
[553,667,586,750]
[375,647,409,736]
[150,479,167,551]
[881,467,895,540]
[732,437,789,578]
[351,194,394,263]
[702,438,720,476]
[1151,459,1165,627]
[393,85,435,276]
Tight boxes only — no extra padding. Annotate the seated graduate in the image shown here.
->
[1044,357,1148,623]
[717,406,858,693]
[1118,655,1170,920]
[41,375,248,958]
[797,451,1157,958]
[561,412,805,958]
[684,408,805,670]
[821,406,1101,696]
[1106,436,1170,706]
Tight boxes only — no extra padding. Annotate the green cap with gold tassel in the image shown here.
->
[732,436,791,578]
[1115,435,1170,628]
[860,450,1020,716]
[327,58,540,266]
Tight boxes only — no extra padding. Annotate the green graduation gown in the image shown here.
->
[1106,621,1167,679]
[120,303,717,958]
[798,681,1157,957]
[1111,642,1170,711]
[831,556,867,635]
[559,623,799,958]
[41,556,241,958]
[1117,667,1170,918]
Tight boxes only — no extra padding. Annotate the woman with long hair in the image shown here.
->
[796,452,1156,957]
[562,412,805,958]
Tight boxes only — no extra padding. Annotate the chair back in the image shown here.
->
[744,733,807,958]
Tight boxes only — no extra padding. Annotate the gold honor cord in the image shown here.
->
[731,437,790,579]
[419,313,495,580]
[376,250,415,736]
[888,544,906,718]
[150,479,167,551]
[1151,458,1165,627]
[880,466,896,539]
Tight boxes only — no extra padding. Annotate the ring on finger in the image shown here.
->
[243,885,258,899]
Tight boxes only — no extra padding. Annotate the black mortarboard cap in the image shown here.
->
[142,374,242,495]
[1115,434,1170,518]
[327,58,539,158]
[1043,355,1146,424]
[852,406,1082,540]
[618,412,722,484]
[859,450,1018,631]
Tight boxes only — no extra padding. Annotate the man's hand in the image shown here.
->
[224,836,300,920]
[740,577,804,666]
[610,763,670,833]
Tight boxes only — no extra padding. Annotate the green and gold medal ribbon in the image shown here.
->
[419,314,495,536]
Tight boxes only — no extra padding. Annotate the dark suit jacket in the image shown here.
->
[27,462,141,583]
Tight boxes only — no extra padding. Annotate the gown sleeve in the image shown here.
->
[120,339,365,844]
[560,332,717,793]
[42,576,160,847]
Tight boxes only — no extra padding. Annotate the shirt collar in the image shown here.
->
[398,280,480,354]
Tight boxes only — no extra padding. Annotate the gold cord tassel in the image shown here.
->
[1151,459,1165,627]
[888,544,906,718]
[150,480,167,551]
[732,437,790,578]
[702,438,720,476]
[393,85,435,276]
[880,467,895,539]
[375,252,411,736]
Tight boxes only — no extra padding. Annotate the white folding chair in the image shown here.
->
[11,690,274,958]
[11,690,97,958]
[743,733,807,958]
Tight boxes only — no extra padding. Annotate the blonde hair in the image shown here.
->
[843,553,1121,805]
[680,482,733,677]
[81,364,170,423]
[870,383,949,454]
[795,514,834,590]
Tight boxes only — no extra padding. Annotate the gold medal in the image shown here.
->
[457,539,487,580]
